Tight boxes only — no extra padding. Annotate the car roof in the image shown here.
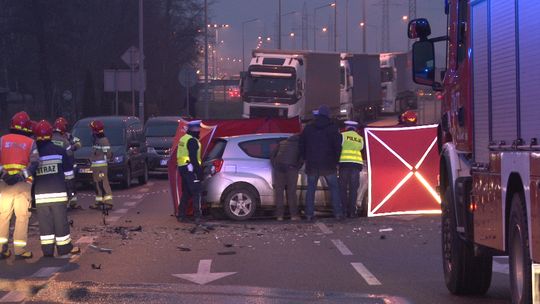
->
[217,133,293,143]
[145,116,182,125]
[73,116,141,128]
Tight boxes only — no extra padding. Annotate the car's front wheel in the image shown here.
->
[138,161,148,185]
[122,166,132,189]
[222,185,258,221]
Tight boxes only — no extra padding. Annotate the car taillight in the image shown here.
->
[211,159,224,175]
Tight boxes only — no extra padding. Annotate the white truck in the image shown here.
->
[340,53,381,122]
[380,52,417,114]
[241,50,340,119]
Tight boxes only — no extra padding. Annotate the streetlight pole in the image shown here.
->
[362,0,366,53]
[313,3,335,51]
[345,0,349,52]
[138,0,145,122]
[204,0,209,119]
[333,2,337,52]
[242,18,259,71]
[278,0,282,49]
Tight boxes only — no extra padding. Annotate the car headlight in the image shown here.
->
[147,146,157,154]
[112,155,124,163]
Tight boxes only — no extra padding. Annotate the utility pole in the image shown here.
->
[138,0,145,122]
[204,0,209,119]
[301,2,308,50]
[278,0,282,49]
[408,0,417,50]
[381,0,390,52]
[345,0,349,52]
[333,2,337,52]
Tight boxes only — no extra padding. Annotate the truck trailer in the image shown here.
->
[241,50,340,120]
[409,1,540,303]
[380,52,417,114]
[339,53,381,122]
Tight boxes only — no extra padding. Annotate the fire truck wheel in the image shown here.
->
[442,186,492,295]
[509,192,532,304]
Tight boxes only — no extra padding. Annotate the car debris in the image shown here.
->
[379,228,393,232]
[217,251,236,255]
[89,244,112,254]
[177,246,191,252]
[91,264,102,270]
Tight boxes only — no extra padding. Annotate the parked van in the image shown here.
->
[72,116,148,188]
[144,116,181,173]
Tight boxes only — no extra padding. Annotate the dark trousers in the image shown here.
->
[178,167,202,220]
[273,165,299,217]
[36,202,73,256]
[339,166,361,217]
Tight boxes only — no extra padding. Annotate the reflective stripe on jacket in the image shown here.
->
[339,130,364,164]
[177,134,201,167]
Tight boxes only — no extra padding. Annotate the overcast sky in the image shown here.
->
[208,0,446,73]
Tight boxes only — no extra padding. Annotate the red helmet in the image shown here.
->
[401,110,418,125]
[25,120,38,135]
[54,117,69,134]
[90,120,105,134]
[34,120,53,141]
[10,111,30,131]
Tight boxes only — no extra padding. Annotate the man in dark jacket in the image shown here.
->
[299,105,343,221]
[271,134,302,221]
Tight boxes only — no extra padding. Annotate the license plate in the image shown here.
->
[160,159,168,166]
[79,168,92,174]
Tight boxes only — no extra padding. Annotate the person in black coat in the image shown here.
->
[299,105,344,221]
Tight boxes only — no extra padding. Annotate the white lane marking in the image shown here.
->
[351,263,382,285]
[106,216,121,223]
[76,236,96,244]
[0,291,25,302]
[331,239,353,256]
[172,259,237,285]
[32,266,62,278]
[123,202,138,207]
[113,208,129,214]
[137,188,149,193]
[315,222,333,234]
[147,181,155,186]
[132,194,144,200]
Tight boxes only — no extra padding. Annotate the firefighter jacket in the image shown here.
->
[34,141,72,204]
[0,133,39,182]
[66,132,81,153]
[90,136,112,168]
[339,130,364,165]
[52,132,71,156]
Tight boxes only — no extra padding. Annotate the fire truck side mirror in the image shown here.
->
[408,18,431,39]
[412,40,436,86]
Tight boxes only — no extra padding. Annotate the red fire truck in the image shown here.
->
[408,1,540,303]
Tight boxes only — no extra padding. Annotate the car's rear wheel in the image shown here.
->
[122,166,132,189]
[222,185,258,221]
[138,161,148,185]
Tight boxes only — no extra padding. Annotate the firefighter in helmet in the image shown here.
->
[176,120,203,224]
[33,120,80,257]
[0,111,39,259]
[23,120,37,139]
[52,117,81,209]
[399,110,418,126]
[88,120,113,210]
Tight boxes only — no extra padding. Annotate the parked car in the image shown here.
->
[203,133,343,221]
[72,116,148,188]
[145,116,181,173]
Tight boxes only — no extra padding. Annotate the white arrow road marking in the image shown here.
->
[351,263,382,285]
[172,259,237,285]
[123,201,138,207]
[331,239,353,256]
[315,222,333,234]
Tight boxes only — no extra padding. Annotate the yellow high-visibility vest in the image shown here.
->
[339,130,364,164]
[177,134,201,167]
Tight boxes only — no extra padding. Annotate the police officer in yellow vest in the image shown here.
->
[339,121,364,218]
[177,120,203,224]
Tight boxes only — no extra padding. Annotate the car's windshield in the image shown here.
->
[72,125,125,146]
[145,121,178,137]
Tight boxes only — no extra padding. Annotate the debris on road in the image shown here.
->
[217,251,236,255]
[89,244,113,254]
[378,228,393,232]
[91,264,102,270]
[177,246,191,252]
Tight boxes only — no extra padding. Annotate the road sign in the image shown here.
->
[121,46,141,68]
[178,65,198,88]
[62,90,72,101]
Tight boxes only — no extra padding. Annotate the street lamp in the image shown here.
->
[313,3,336,51]
[242,18,259,71]
[208,24,229,79]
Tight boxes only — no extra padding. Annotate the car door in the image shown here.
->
[126,124,143,175]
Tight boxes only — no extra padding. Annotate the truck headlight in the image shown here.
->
[340,109,347,113]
